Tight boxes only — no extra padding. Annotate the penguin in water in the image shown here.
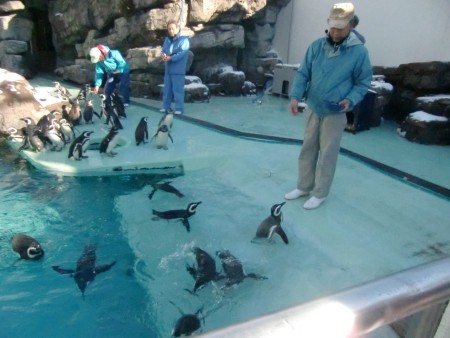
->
[152,201,201,232]
[215,250,267,287]
[99,126,120,157]
[52,244,116,298]
[170,301,204,337]
[253,202,288,244]
[148,180,184,199]
[11,233,44,261]
[135,116,148,146]
[185,247,223,294]
[68,130,93,160]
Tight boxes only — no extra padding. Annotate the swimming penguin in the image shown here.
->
[253,202,289,244]
[152,201,201,232]
[215,250,267,287]
[11,233,45,261]
[68,130,93,160]
[99,126,120,157]
[148,181,184,199]
[135,116,148,146]
[158,110,174,129]
[170,301,204,337]
[52,244,116,298]
[185,247,223,294]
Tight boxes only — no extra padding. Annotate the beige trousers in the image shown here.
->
[297,108,347,199]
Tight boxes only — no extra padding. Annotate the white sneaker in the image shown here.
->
[284,189,309,200]
[174,111,182,115]
[303,196,326,210]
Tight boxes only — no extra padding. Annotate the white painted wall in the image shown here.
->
[273,0,450,67]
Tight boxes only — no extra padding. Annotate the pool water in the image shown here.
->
[1,79,450,337]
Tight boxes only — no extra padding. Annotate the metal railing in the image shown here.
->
[200,256,450,338]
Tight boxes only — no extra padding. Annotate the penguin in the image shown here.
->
[45,119,65,151]
[148,181,184,199]
[105,103,123,129]
[61,104,71,122]
[52,244,116,298]
[19,117,45,152]
[53,81,71,99]
[111,91,126,118]
[68,98,81,125]
[68,130,93,160]
[215,250,267,287]
[135,116,148,146]
[253,202,288,244]
[158,110,174,129]
[11,233,44,261]
[152,124,173,149]
[185,247,223,294]
[7,127,25,144]
[170,301,204,337]
[70,142,84,161]
[59,118,75,143]
[152,201,201,232]
[99,126,120,157]
[82,99,95,124]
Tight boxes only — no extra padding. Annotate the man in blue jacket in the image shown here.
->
[161,20,190,115]
[89,45,130,107]
[284,3,372,209]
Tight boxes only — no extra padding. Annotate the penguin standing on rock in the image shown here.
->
[253,202,288,244]
[68,131,93,160]
[83,99,97,124]
[11,233,45,261]
[152,202,201,232]
[135,117,148,145]
[99,126,120,157]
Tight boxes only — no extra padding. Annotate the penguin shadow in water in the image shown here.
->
[148,180,184,200]
[152,201,201,232]
[169,300,225,337]
[252,202,289,245]
[215,249,267,288]
[52,244,116,299]
[10,233,45,263]
[184,247,224,295]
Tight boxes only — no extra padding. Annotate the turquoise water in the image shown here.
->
[2,78,450,337]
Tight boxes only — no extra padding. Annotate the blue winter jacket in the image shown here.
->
[289,31,372,115]
[93,46,130,87]
[162,33,190,75]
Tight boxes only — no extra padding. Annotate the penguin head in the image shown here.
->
[27,244,44,260]
[187,202,202,213]
[215,250,231,260]
[20,117,35,125]
[271,202,286,217]
[172,314,201,337]
[82,131,94,138]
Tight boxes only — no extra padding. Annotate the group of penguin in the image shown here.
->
[146,180,290,336]
[8,81,175,161]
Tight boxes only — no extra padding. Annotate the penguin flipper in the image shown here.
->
[52,265,75,274]
[148,189,157,200]
[169,133,174,143]
[181,218,191,232]
[246,273,268,280]
[276,227,289,244]
[95,261,117,274]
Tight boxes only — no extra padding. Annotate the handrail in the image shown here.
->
[200,256,450,338]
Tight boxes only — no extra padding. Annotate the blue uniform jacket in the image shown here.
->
[162,34,190,75]
[290,31,372,115]
[93,46,130,87]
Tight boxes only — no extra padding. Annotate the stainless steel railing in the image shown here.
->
[200,256,450,338]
